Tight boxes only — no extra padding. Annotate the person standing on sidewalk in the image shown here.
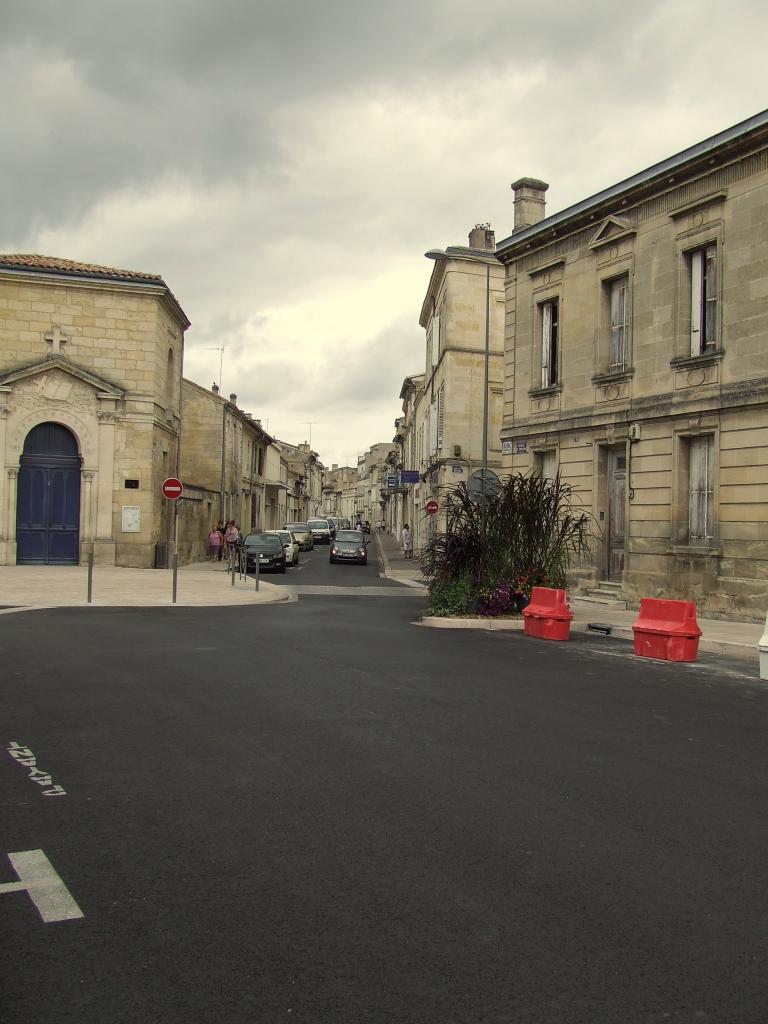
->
[401,523,413,559]
[207,525,222,561]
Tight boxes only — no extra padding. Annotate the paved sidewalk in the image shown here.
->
[375,530,764,663]
[0,559,290,611]
[375,529,427,589]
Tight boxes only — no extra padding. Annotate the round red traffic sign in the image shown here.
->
[425,499,439,516]
[162,477,183,500]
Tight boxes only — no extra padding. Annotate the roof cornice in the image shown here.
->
[496,107,768,259]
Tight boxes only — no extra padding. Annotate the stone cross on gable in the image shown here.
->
[45,326,71,354]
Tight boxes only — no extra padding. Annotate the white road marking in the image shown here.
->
[0,850,84,922]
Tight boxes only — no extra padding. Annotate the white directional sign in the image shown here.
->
[0,850,84,923]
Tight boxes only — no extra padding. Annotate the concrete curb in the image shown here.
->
[416,614,760,662]
[418,616,524,631]
[0,586,293,614]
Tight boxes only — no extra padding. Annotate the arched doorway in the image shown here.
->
[16,423,82,565]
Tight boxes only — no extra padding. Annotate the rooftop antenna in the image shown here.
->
[206,346,224,392]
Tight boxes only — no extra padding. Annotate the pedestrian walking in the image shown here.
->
[224,520,240,558]
[216,520,226,560]
[207,525,222,561]
[401,523,413,559]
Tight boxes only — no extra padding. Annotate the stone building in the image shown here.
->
[0,255,189,567]
[497,111,768,618]
[388,375,425,545]
[277,441,324,522]
[414,225,506,548]
[179,380,274,560]
[322,464,358,521]
[356,443,395,525]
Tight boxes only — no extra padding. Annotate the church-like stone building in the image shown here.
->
[0,255,190,567]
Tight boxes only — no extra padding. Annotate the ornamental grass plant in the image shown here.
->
[421,473,594,617]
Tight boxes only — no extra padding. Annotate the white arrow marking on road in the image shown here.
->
[0,850,84,922]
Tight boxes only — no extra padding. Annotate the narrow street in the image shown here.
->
[2,576,767,1023]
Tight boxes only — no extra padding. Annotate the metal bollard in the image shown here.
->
[87,548,94,604]
[254,560,259,592]
[172,553,178,604]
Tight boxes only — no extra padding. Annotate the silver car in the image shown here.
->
[284,522,314,551]
[267,529,300,566]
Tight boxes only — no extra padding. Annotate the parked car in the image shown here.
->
[330,529,369,565]
[267,529,300,567]
[284,522,314,551]
[307,517,332,544]
[326,516,342,538]
[243,532,287,573]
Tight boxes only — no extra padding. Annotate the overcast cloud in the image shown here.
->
[2,0,766,466]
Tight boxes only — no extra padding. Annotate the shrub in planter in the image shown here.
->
[425,576,475,617]
[420,472,594,607]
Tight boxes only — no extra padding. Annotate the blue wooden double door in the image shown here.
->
[16,423,81,565]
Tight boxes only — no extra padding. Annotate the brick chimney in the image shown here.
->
[468,223,495,251]
[212,383,219,395]
[229,393,237,405]
[510,178,549,231]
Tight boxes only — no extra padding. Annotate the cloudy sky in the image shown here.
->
[2,0,766,467]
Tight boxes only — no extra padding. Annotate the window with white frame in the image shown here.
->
[540,299,559,387]
[688,435,714,542]
[689,244,717,355]
[608,275,630,371]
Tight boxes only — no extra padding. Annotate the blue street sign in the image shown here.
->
[400,470,420,484]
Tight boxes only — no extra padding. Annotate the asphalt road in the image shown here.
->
[257,530,403,589]
[2,578,768,1022]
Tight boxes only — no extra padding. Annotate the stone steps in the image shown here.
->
[580,580,627,609]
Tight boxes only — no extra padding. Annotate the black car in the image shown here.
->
[330,529,369,565]
[359,520,371,534]
[243,532,287,573]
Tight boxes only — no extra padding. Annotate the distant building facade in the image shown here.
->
[498,112,768,618]
[179,380,274,560]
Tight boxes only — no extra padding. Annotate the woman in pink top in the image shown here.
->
[207,526,222,561]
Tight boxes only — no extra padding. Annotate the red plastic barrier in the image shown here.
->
[632,598,702,662]
[523,586,573,641]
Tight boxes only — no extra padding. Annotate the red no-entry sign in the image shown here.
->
[162,477,183,500]
[425,499,439,515]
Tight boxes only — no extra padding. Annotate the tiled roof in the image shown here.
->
[0,254,162,283]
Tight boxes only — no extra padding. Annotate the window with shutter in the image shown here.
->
[609,276,629,370]
[540,300,559,387]
[688,436,714,542]
[690,245,717,355]
[437,387,444,451]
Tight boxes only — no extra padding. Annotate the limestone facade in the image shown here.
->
[322,465,358,521]
[179,380,275,559]
[497,111,768,618]
[385,228,505,553]
[357,442,395,525]
[277,441,324,523]
[0,255,189,568]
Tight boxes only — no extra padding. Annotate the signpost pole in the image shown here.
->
[87,547,94,605]
[172,552,178,604]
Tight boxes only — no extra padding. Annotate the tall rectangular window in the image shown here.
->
[535,449,557,481]
[688,435,714,542]
[437,386,445,451]
[690,244,717,355]
[540,300,559,387]
[609,276,629,370]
